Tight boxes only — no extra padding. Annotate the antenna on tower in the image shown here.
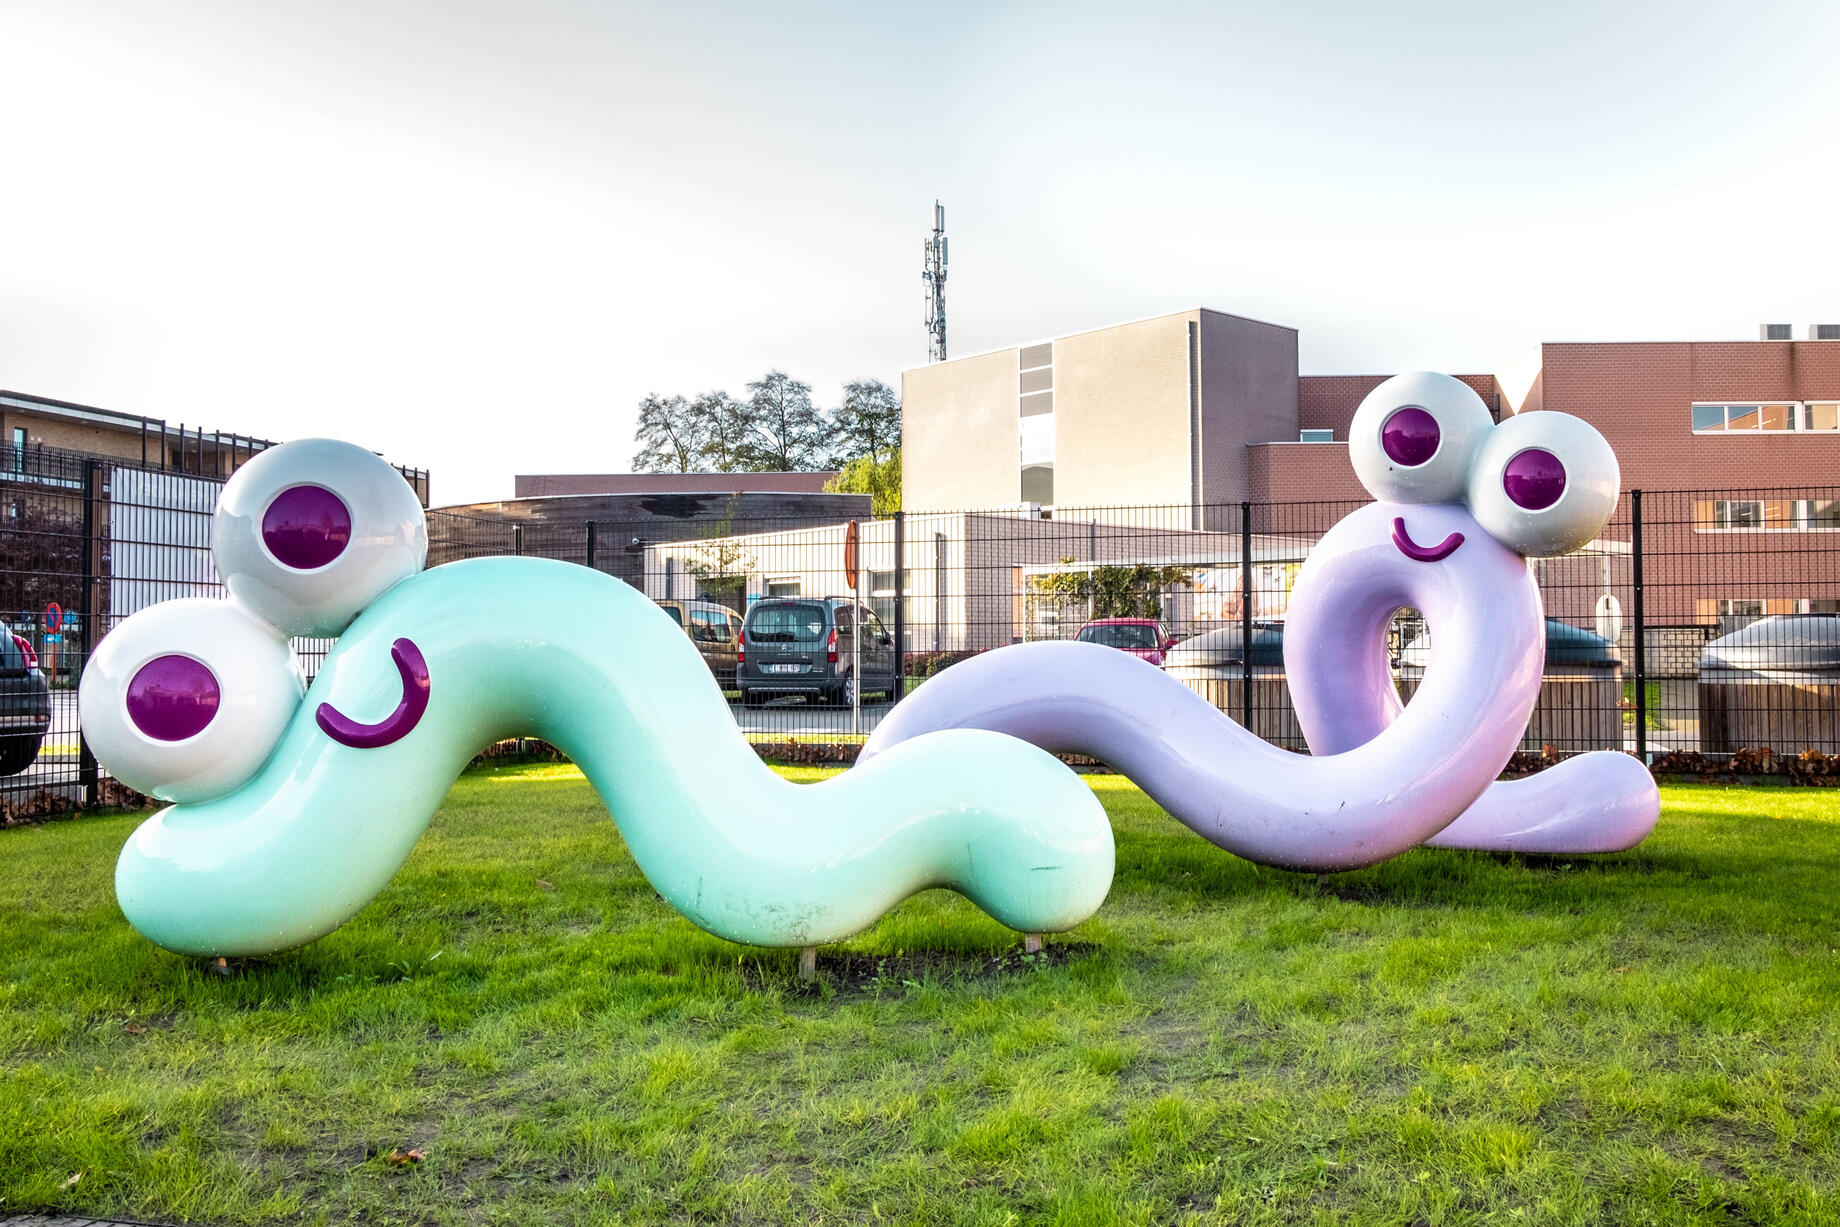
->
[923,201,948,362]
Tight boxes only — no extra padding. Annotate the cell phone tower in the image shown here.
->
[923,201,948,362]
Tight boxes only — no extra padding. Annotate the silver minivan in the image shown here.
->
[737,597,897,707]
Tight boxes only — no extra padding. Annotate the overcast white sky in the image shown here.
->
[4,1,1837,504]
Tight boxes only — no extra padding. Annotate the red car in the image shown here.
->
[1074,618,1175,666]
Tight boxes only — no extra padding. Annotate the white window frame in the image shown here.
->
[1691,401,1840,434]
[1712,499,1766,530]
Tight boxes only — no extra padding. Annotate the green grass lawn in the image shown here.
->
[4,768,1839,1226]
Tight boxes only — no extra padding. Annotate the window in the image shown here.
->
[1693,402,1839,433]
[690,608,733,644]
[660,604,684,625]
[765,579,801,598]
[1714,499,1765,529]
[1019,344,1054,505]
[1762,324,1792,341]
[1797,599,1840,614]
[8,427,23,473]
[1727,404,1762,430]
[1795,499,1840,529]
[1020,413,1055,466]
[868,569,913,636]
[746,602,824,640]
[1021,463,1054,505]
[1815,324,1840,341]
[1718,598,1765,617]
[1076,623,1160,650]
[1298,429,1333,443]
[1697,496,1840,531]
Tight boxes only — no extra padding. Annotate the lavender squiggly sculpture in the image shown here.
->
[862,373,1659,870]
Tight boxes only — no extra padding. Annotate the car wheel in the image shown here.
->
[0,734,43,776]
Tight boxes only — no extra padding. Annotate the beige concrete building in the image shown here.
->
[901,308,1298,524]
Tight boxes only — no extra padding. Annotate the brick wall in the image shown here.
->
[1296,373,1498,439]
[1540,342,1840,624]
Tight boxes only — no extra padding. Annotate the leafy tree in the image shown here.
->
[684,499,754,607]
[690,391,750,473]
[736,371,827,472]
[629,372,901,476]
[1028,559,1197,620]
[825,447,901,515]
[830,379,901,466]
[631,394,707,473]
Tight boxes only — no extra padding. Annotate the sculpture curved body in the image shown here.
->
[82,445,1113,958]
[863,374,1660,866]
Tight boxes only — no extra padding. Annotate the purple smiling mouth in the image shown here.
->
[1391,517,1464,563]
[315,638,430,749]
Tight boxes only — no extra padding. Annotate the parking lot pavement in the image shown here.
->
[727,697,895,737]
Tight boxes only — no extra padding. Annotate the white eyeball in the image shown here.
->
[1348,372,1495,504]
[78,599,304,803]
[1466,411,1620,557]
[213,439,427,637]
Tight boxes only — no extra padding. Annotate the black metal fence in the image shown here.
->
[6,443,1838,818]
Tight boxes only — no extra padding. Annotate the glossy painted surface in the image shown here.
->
[864,373,1659,864]
[214,439,427,638]
[86,439,1114,958]
[868,502,1546,871]
[110,559,1111,956]
[79,598,304,804]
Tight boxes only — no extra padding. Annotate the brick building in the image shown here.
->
[903,315,1840,631]
[2,389,431,503]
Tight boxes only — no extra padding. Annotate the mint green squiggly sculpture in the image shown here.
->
[78,440,1114,958]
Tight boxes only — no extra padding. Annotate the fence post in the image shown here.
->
[1630,490,1647,763]
[512,524,523,556]
[77,460,103,807]
[893,510,906,703]
[585,520,597,571]
[1240,500,1253,734]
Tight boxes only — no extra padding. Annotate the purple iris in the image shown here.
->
[126,654,221,741]
[1380,406,1441,467]
[1503,448,1567,510]
[263,484,352,570]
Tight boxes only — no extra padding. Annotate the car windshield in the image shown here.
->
[660,605,683,625]
[1078,623,1159,649]
[746,603,828,642]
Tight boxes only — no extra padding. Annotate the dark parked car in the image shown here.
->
[1,630,52,775]
[738,597,897,707]
[656,599,746,689]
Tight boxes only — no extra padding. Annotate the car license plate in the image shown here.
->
[765,664,803,674]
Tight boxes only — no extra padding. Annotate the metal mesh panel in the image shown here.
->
[9,454,1840,819]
